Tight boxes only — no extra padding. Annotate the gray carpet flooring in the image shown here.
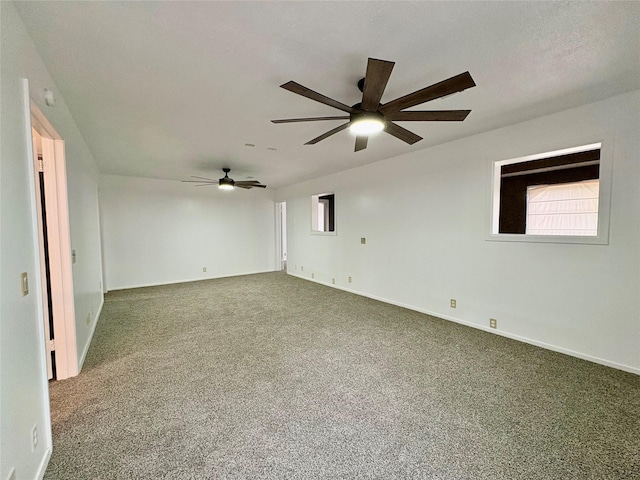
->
[45,272,639,479]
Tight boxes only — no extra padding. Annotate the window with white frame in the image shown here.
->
[490,142,611,244]
[311,193,335,233]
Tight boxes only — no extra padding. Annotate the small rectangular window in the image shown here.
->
[311,193,335,233]
[489,142,611,244]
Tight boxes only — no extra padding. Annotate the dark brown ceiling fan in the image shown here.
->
[182,168,266,190]
[272,58,476,152]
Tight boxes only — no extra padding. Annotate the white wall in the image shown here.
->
[1,2,104,478]
[100,175,277,290]
[278,90,640,375]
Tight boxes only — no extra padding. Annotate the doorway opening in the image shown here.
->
[33,135,56,379]
[276,202,287,271]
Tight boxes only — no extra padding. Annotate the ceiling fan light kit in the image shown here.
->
[218,168,235,190]
[218,179,234,190]
[273,57,476,152]
[349,112,385,135]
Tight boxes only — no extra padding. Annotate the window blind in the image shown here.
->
[526,179,599,236]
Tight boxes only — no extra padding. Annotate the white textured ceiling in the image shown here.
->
[14,1,640,188]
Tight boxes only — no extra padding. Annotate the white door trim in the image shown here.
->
[274,202,287,271]
[30,100,78,379]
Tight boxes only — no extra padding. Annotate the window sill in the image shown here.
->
[486,233,609,245]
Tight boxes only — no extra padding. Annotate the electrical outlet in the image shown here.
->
[332,278,335,284]
[203,267,207,272]
[361,237,366,244]
[450,299,457,308]
[301,266,304,271]
[311,273,314,279]
[490,318,497,329]
[32,425,38,451]
[348,276,352,283]
[7,468,16,480]
[72,249,77,264]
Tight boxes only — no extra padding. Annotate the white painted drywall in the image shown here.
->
[1,3,104,478]
[100,175,277,290]
[278,90,640,374]
[66,154,104,367]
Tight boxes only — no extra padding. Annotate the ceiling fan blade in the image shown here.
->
[380,72,476,114]
[361,58,395,111]
[235,182,264,187]
[272,116,350,124]
[384,122,423,145]
[385,110,471,121]
[354,135,368,152]
[189,175,217,181]
[235,183,267,189]
[305,123,350,145]
[182,180,216,183]
[280,81,355,113]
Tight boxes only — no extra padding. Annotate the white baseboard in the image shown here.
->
[107,269,279,292]
[288,272,640,376]
[79,296,104,371]
[36,447,52,479]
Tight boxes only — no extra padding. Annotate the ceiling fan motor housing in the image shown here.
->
[350,109,385,123]
[219,168,235,188]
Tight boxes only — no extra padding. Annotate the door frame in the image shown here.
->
[30,100,78,379]
[275,202,287,271]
